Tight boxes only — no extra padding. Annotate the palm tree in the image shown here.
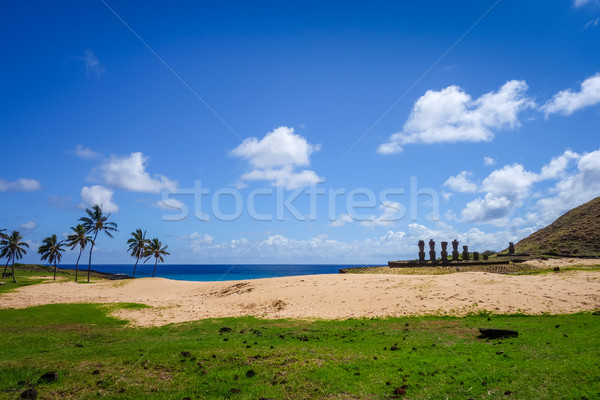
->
[38,235,66,280]
[79,205,118,283]
[144,238,170,278]
[127,229,148,278]
[0,231,29,283]
[66,225,93,282]
[0,229,8,276]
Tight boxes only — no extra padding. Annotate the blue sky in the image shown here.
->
[1,1,600,265]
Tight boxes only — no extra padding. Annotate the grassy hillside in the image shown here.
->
[514,196,600,257]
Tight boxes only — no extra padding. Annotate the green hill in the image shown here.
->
[514,196,600,257]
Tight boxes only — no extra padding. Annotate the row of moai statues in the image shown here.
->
[418,239,487,262]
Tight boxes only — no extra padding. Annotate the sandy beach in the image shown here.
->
[1,259,599,326]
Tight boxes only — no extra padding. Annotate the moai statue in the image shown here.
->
[508,242,515,255]
[418,240,426,262]
[483,254,489,261]
[440,241,448,262]
[429,239,436,262]
[462,245,470,261]
[473,251,480,261]
[452,239,460,261]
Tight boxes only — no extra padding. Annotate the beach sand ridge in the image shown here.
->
[1,268,599,326]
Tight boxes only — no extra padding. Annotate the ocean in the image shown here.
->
[58,264,368,282]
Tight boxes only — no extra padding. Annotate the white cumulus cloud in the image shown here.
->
[328,214,354,227]
[542,73,600,117]
[19,221,38,232]
[444,171,477,193]
[80,185,118,213]
[180,232,215,251]
[455,147,600,226]
[480,164,539,197]
[535,149,600,222]
[460,164,538,225]
[538,150,580,180]
[73,145,102,160]
[0,178,41,192]
[93,152,177,193]
[460,194,513,225]
[231,126,322,189]
[483,157,497,166]
[377,80,533,154]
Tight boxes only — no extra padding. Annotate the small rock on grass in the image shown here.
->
[246,370,256,378]
[478,328,519,339]
[20,388,38,399]
[180,351,192,358]
[393,387,406,395]
[38,371,58,383]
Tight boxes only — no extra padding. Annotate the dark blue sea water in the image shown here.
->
[59,264,365,282]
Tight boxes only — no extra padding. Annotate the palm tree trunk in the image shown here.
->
[75,247,83,282]
[87,232,98,283]
[11,255,16,283]
[152,257,158,278]
[133,257,139,278]
[53,260,57,280]
[3,259,8,275]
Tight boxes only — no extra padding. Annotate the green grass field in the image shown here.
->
[0,264,115,295]
[1,303,599,399]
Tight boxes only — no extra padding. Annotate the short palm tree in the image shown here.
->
[144,238,170,278]
[38,234,66,280]
[127,229,148,278]
[79,205,118,283]
[66,224,93,282]
[0,231,29,283]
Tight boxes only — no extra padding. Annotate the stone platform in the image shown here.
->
[388,259,522,268]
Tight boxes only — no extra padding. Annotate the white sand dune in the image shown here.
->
[1,261,599,326]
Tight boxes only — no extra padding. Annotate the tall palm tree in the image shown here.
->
[38,234,66,280]
[127,229,148,278]
[144,238,170,278]
[0,231,29,283]
[66,224,93,282]
[0,229,8,276]
[79,205,118,283]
